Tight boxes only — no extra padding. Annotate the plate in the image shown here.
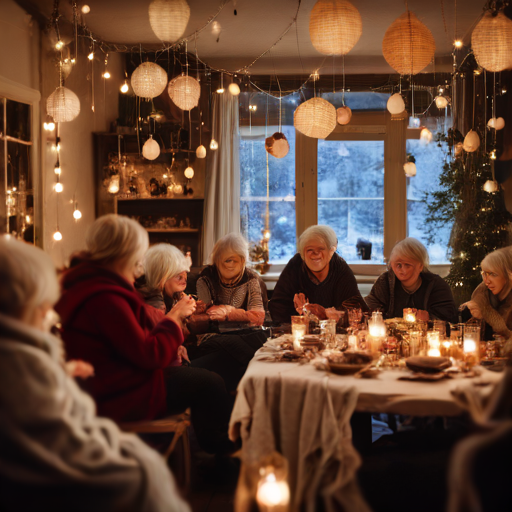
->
[328,362,367,375]
[406,356,451,374]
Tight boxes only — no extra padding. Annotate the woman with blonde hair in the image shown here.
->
[365,237,457,322]
[0,236,189,512]
[464,247,512,339]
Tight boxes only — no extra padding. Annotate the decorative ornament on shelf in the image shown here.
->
[487,117,505,130]
[382,11,435,75]
[47,86,81,122]
[228,82,241,96]
[420,127,432,145]
[131,62,168,99]
[196,145,206,158]
[168,74,201,110]
[387,93,405,115]
[210,138,218,150]
[309,0,362,55]
[463,129,480,153]
[149,0,190,43]
[471,11,512,72]
[142,134,160,160]
[435,95,449,109]
[265,132,290,159]
[483,180,499,193]
[294,97,336,139]
[336,105,352,125]
[108,174,120,194]
[403,154,416,177]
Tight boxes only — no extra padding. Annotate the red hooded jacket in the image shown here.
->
[55,261,183,422]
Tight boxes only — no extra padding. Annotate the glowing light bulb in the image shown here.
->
[54,165,61,175]
[88,52,94,61]
[120,81,129,93]
[490,149,497,160]
[454,40,463,48]
[435,96,449,109]
[249,105,257,111]
[216,87,225,94]
[53,230,62,241]
[211,21,221,37]
[55,40,64,50]
[184,166,194,179]
[82,5,90,13]
[103,71,111,79]
[210,139,218,150]
[73,209,82,220]
[196,145,206,158]
[55,182,63,193]
[228,83,240,95]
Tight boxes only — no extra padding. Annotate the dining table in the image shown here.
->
[228,337,504,512]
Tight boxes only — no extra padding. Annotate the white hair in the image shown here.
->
[210,233,249,267]
[86,214,148,269]
[144,244,190,291]
[298,225,337,259]
[0,236,59,320]
[481,247,512,285]
[389,237,430,270]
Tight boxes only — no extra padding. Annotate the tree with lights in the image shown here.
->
[424,129,512,305]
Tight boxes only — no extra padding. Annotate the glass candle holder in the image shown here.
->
[433,320,446,337]
[427,331,441,357]
[409,331,422,356]
[463,325,481,367]
[403,308,416,323]
[291,316,308,351]
[320,319,336,349]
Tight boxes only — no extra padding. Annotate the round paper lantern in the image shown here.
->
[463,130,480,153]
[435,95,449,109]
[228,83,240,96]
[336,105,352,125]
[382,11,435,75]
[196,145,206,158]
[309,0,362,55]
[387,93,405,114]
[294,98,336,139]
[184,166,194,179]
[142,135,160,160]
[420,127,432,144]
[168,75,201,110]
[495,117,506,130]
[483,180,499,193]
[472,11,512,72]
[404,162,417,177]
[131,62,168,99]
[46,86,80,122]
[265,132,290,159]
[149,0,190,43]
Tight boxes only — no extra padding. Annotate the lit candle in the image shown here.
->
[348,334,358,349]
[427,331,440,357]
[256,472,290,508]
[403,308,416,323]
[463,338,477,353]
[427,348,441,357]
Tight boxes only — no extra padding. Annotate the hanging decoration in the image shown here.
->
[149,0,190,43]
[435,93,449,109]
[107,174,120,194]
[228,82,241,95]
[463,129,480,153]
[483,180,499,193]
[142,134,161,160]
[210,139,218,150]
[47,86,81,122]
[294,98,336,139]
[309,0,362,55]
[471,11,512,72]
[131,62,168,99]
[196,145,207,158]
[265,132,290,159]
[168,74,201,110]
[336,105,352,125]
[387,93,405,115]
[420,127,432,145]
[382,11,435,75]
[184,165,194,179]
[487,117,505,130]
[404,155,416,177]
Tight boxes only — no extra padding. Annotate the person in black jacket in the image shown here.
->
[365,237,457,322]
[268,225,366,325]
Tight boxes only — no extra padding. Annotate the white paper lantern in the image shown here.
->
[472,11,512,72]
[168,75,201,110]
[184,166,194,179]
[131,62,168,99]
[336,106,352,125]
[265,132,290,159]
[309,0,362,55]
[483,180,499,193]
[228,83,240,96]
[420,128,432,145]
[196,145,206,158]
[435,95,449,109]
[463,129,480,153]
[149,0,190,42]
[142,135,160,160]
[387,93,405,115]
[294,97,336,139]
[404,162,417,177]
[495,117,506,130]
[47,86,81,122]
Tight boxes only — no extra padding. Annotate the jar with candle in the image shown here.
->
[403,308,416,323]
[432,320,446,337]
[427,331,441,357]
[368,311,386,353]
[291,316,308,351]
[463,324,481,367]
[320,319,336,349]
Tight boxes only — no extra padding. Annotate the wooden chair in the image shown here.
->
[119,410,191,491]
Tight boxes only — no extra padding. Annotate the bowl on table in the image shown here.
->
[405,356,451,374]
[327,351,373,375]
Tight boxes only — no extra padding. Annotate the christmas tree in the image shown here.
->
[424,129,512,304]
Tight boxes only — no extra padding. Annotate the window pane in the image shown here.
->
[6,99,31,141]
[406,138,452,263]
[318,140,384,263]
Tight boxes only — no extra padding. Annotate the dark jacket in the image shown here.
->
[55,262,183,422]
[365,269,457,322]
[268,253,365,325]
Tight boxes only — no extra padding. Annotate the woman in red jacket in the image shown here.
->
[56,214,234,454]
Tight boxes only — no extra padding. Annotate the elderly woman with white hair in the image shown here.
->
[464,247,512,340]
[269,225,366,325]
[196,232,266,325]
[365,237,457,322]
[0,236,189,512]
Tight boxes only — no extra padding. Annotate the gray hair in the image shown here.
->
[298,225,337,259]
[481,247,512,285]
[389,237,430,270]
[144,244,190,291]
[0,236,59,320]
[86,214,148,268]
[210,233,249,267]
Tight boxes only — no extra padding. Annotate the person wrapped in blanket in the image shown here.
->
[268,224,368,325]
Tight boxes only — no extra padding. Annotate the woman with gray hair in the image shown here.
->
[269,225,365,324]
[365,237,457,322]
[196,232,266,325]
[0,236,189,512]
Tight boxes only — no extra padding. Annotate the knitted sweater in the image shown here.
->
[471,282,512,338]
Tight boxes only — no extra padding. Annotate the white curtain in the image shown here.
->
[202,92,240,264]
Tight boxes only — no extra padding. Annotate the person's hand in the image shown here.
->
[195,299,207,314]
[207,305,233,321]
[325,307,344,321]
[463,300,482,320]
[167,295,196,325]
[176,345,190,365]
[65,360,94,379]
[293,293,308,315]
[415,309,430,322]
[304,303,327,320]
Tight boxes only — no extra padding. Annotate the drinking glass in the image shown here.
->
[291,316,308,350]
[347,308,363,331]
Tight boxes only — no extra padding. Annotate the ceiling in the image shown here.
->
[24,0,488,75]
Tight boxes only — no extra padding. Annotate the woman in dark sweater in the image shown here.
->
[365,237,457,322]
[269,225,366,324]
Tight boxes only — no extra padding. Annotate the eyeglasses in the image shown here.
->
[393,262,414,270]
[481,270,499,279]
